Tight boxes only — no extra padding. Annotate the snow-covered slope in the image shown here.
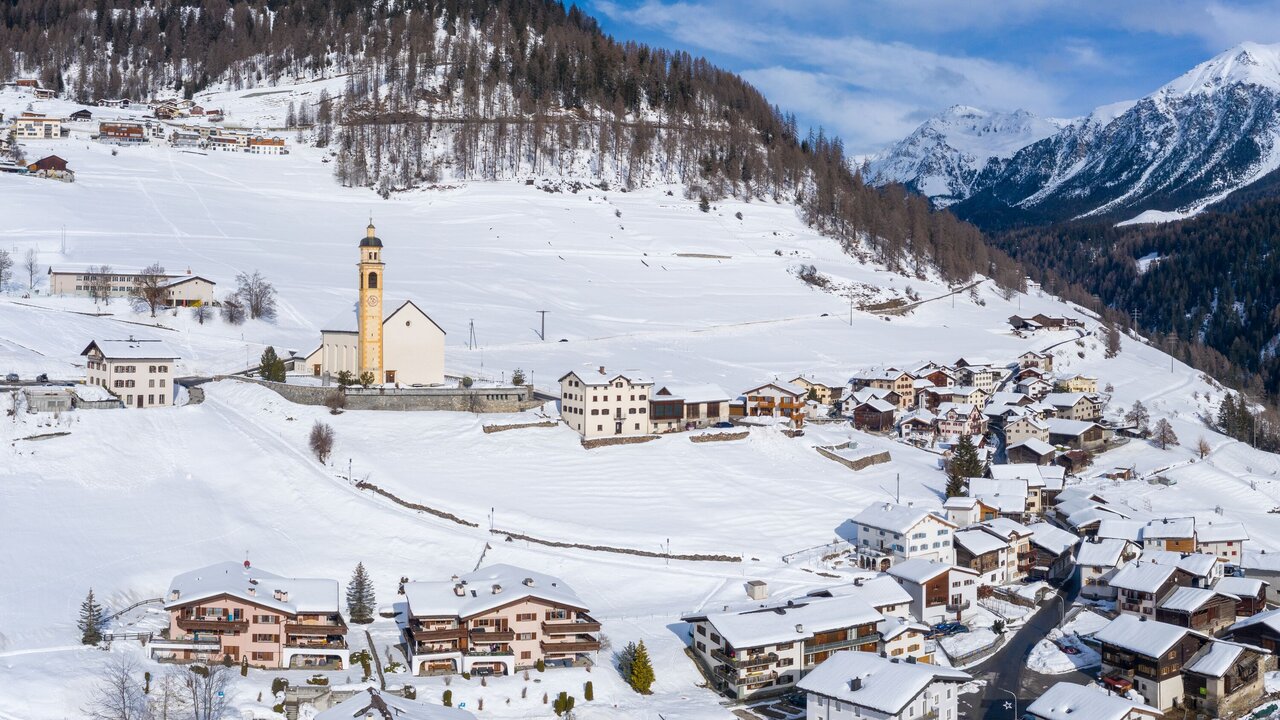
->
[4,86,1280,720]
[878,43,1280,225]
[866,105,1068,206]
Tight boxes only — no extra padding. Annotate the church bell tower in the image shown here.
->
[357,221,385,382]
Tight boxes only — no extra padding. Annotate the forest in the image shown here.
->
[0,0,1023,288]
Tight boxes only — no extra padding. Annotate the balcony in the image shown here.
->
[412,627,468,642]
[714,665,779,687]
[805,633,881,655]
[285,622,348,636]
[466,647,514,657]
[149,635,222,650]
[542,615,602,635]
[175,617,248,633]
[469,629,516,643]
[946,601,971,612]
[711,648,778,669]
[285,639,348,649]
[540,639,602,654]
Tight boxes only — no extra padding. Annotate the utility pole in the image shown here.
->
[467,319,477,350]
[537,310,549,341]
[60,224,66,255]
[896,473,900,504]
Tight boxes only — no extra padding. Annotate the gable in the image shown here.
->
[383,300,447,336]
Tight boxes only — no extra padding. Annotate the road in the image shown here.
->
[959,581,1088,719]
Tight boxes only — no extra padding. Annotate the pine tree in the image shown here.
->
[78,588,104,644]
[628,639,655,694]
[1105,323,1121,358]
[259,346,286,382]
[346,563,375,624]
[945,434,983,496]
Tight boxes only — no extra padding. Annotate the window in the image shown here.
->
[695,641,706,652]
[696,625,707,636]
[251,651,274,661]
[367,272,378,289]
[545,610,568,620]
[520,651,532,660]
[710,633,721,644]
[516,633,534,641]
[251,634,278,643]
[516,613,537,622]
[778,657,795,667]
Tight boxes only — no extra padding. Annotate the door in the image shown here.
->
[137,395,143,408]
[615,421,623,435]
[385,370,396,384]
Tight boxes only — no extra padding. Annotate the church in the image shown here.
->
[304,223,446,386]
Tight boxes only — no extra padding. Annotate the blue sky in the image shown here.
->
[590,0,1280,154]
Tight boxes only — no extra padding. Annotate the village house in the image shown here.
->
[169,129,203,147]
[26,154,72,179]
[1058,374,1099,393]
[897,409,936,444]
[934,403,987,438]
[953,527,1013,585]
[791,376,846,406]
[1077,538,1140,599]
[1141,518,1197,553]
[95,98,131,107]
[876,616,935,663]
[48,265,217,305]
[1214,576,1268,616]
[1195,520,1248,566]
[735,381,807,419]
[1047,418,1109,451]
[805,575,915,620]
[402,564,600,677]
[913,364,956,389]
[941,496,998,527]
[97,121,147,143]
[1225,608,1280,652]
[209,133,248,151]
[965,478,1029,522]
[956,364,1004,393]
[849,503,956,569]
[850,397,896,432]
[1027,522,1080,582]
[1144,549,1223,588]
[850,368,917,411]
[650,383,731,433]
[81,338,177,409]
[1044,393,1105,422]
[1095,614,1209,711]
[991,463,1066,501]
[305,224,447,387]
[1181,640,1267,718]
[683,594,883,700]
[560,370,652,439]
[1110,561,1194,617]
[798,651,970,720]
[1016,376,1054,400]
[1018,350,1054,372]
[68,109,93,122]
[1154,587,1239,635]
[885,559,979,624]
[148,560,349,670]
[1025,682,1161,720]
[1002,412,1049,448]
[13,113,62,139]
[1009,313,1085,332]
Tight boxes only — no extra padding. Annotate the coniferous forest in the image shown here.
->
[1,0,1023,289]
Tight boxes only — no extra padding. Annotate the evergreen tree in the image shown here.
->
[258,346,286,382]
[945,434,983,496]
[346,562,375,624]
[627,639,655,694]
[1105,323,1122,358]
[78,588,104,645]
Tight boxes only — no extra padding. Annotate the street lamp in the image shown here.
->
[999,688,1018,719]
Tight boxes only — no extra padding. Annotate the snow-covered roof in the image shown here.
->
[1096,519,1146,542]
[697,594,882,649]
[655,383,731,403]
[980,517,1034,539]
[163,561,338,614]
[986,391,1029,407]
[1008,438,1056,456]
[792,375,849,389]
[946,385,984,397]
[954,528,1008,556]
[936,402,977,417]
[558,370,653,387]
[1215,576,1266,596]
[989,464,1065,483]
[1197,520,1249,543]
[899,409,936,424]
[1046,418,1100,436]
[81,338,178,360]
[1159,587,1237,613]
[886,558,955,584]
[851,502,953,535]
[1143,517,1196,539]
[402,564,587,620]
[968,478,1028,499]
[943,496,978,510]
[1026,681,1160,720]
[1185,641,1251,678]
[1076,538,1132,567]
[1094,614,1195,657]
[854,398,896,413]
[315,687,477,720]
[1044,392,1098,407]
[817,575,912,610]
[877,615,930,642]
[742,381,806,397]
[796,651,970,714]
[1028,523,1079,555]
[1227,607,1280,636]
[23,385,70,396]
[852,368,911,382]
[1108,561,1177,593]
[1142,549,1220,578]
[1067,505,1129,528]
[851,387,896,403]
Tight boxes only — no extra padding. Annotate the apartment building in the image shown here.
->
[790,376,847,406]
[885,559,980,625]
[1077,538,1140,599]
[401,564,600,676]
[558,370,653,439]
[48,265,217,305]
[247,136,288,154]
[1195,520,1248,565]
[737,381,808,418]
[81,338,178,409]
[98,121,147,143]
[683,594,884,700]
[149,561,349,669]
[849,503,956,569]
[1110,561,1193,617]
[799,651,970,720]
[850,369,916,411]
[13,113,62,139]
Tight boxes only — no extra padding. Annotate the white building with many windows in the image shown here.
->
[798,650,970,720]
[81,338,178,409]
[558,369,653,440]
[849,502,956,569]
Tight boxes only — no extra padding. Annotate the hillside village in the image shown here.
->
[7,57,1280,720]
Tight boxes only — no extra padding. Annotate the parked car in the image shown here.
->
[35,373,48,383]
[932,622,968,636]
[4,373,17,382]
[1055,640,1081,655]
[1101,675,1132,693]
[713,421,734,428]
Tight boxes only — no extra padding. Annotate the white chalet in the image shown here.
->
[559,370,652,439]
[799,651,970,720]
[850,503,956,569]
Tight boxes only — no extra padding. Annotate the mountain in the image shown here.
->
[875,43,1280,229]
[865,105,1068,206]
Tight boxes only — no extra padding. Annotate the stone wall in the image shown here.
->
[223,375,542,413]
[815,442,892,471]
[580,434,661,450]
[482,420,558,434]
[690,431,749,443]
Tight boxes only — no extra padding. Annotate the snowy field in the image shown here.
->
[4,84,1280,718]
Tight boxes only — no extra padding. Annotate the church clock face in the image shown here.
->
[367,295,379,307]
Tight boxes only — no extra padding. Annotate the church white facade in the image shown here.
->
[304,224,446,386]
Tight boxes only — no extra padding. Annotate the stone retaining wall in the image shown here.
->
[815,442,892,471]
[482,420,558,434]
[223,375,541,413]
[580,434,661,449]
[492,528,740,563]
[355,481,479,528]
[690,431,749,443]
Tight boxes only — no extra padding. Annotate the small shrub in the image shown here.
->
[190,665,209,678]
[735,211,743,220]
[461,376,474,388]
[543,691,549,704]
[144,671,151,694]
[443,689,453,707]
[478,699,484,711]
[306,675,329,686]
[271,678,288,695]
[221,654,233,668]
[324,390,346,414]
[584,681,594,701]
[535,658,546,673]
[993,620,1006,635]
[512,368,526,386]
[481,676,488,687]
[240,656,248,676]
[273,704,284,714]
[462,671,471,680]
[403,685,416,700]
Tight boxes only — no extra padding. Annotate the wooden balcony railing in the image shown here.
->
[411,627,468,642]
[542,615,602,634]
[712,648,778,668]
[285,622,348,636]
[469,630,515,643]
[176,617,248,633]
[285,639,348,649]
[540,639,602,654]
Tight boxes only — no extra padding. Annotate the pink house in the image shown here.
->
[402,564,600,676]
[149,561,349,669]
[935,402,988,437]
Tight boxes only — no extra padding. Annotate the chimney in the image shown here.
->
[492,584,502,595]
[795,624,804,634]
[453,583,465,597]
[849,678,863,691]
[247,587,256,596]
[599,366,606,375]
[523,577,535,587]
[169,589,179,601]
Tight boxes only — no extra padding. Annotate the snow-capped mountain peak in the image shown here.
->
[1159,41,1280,97]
